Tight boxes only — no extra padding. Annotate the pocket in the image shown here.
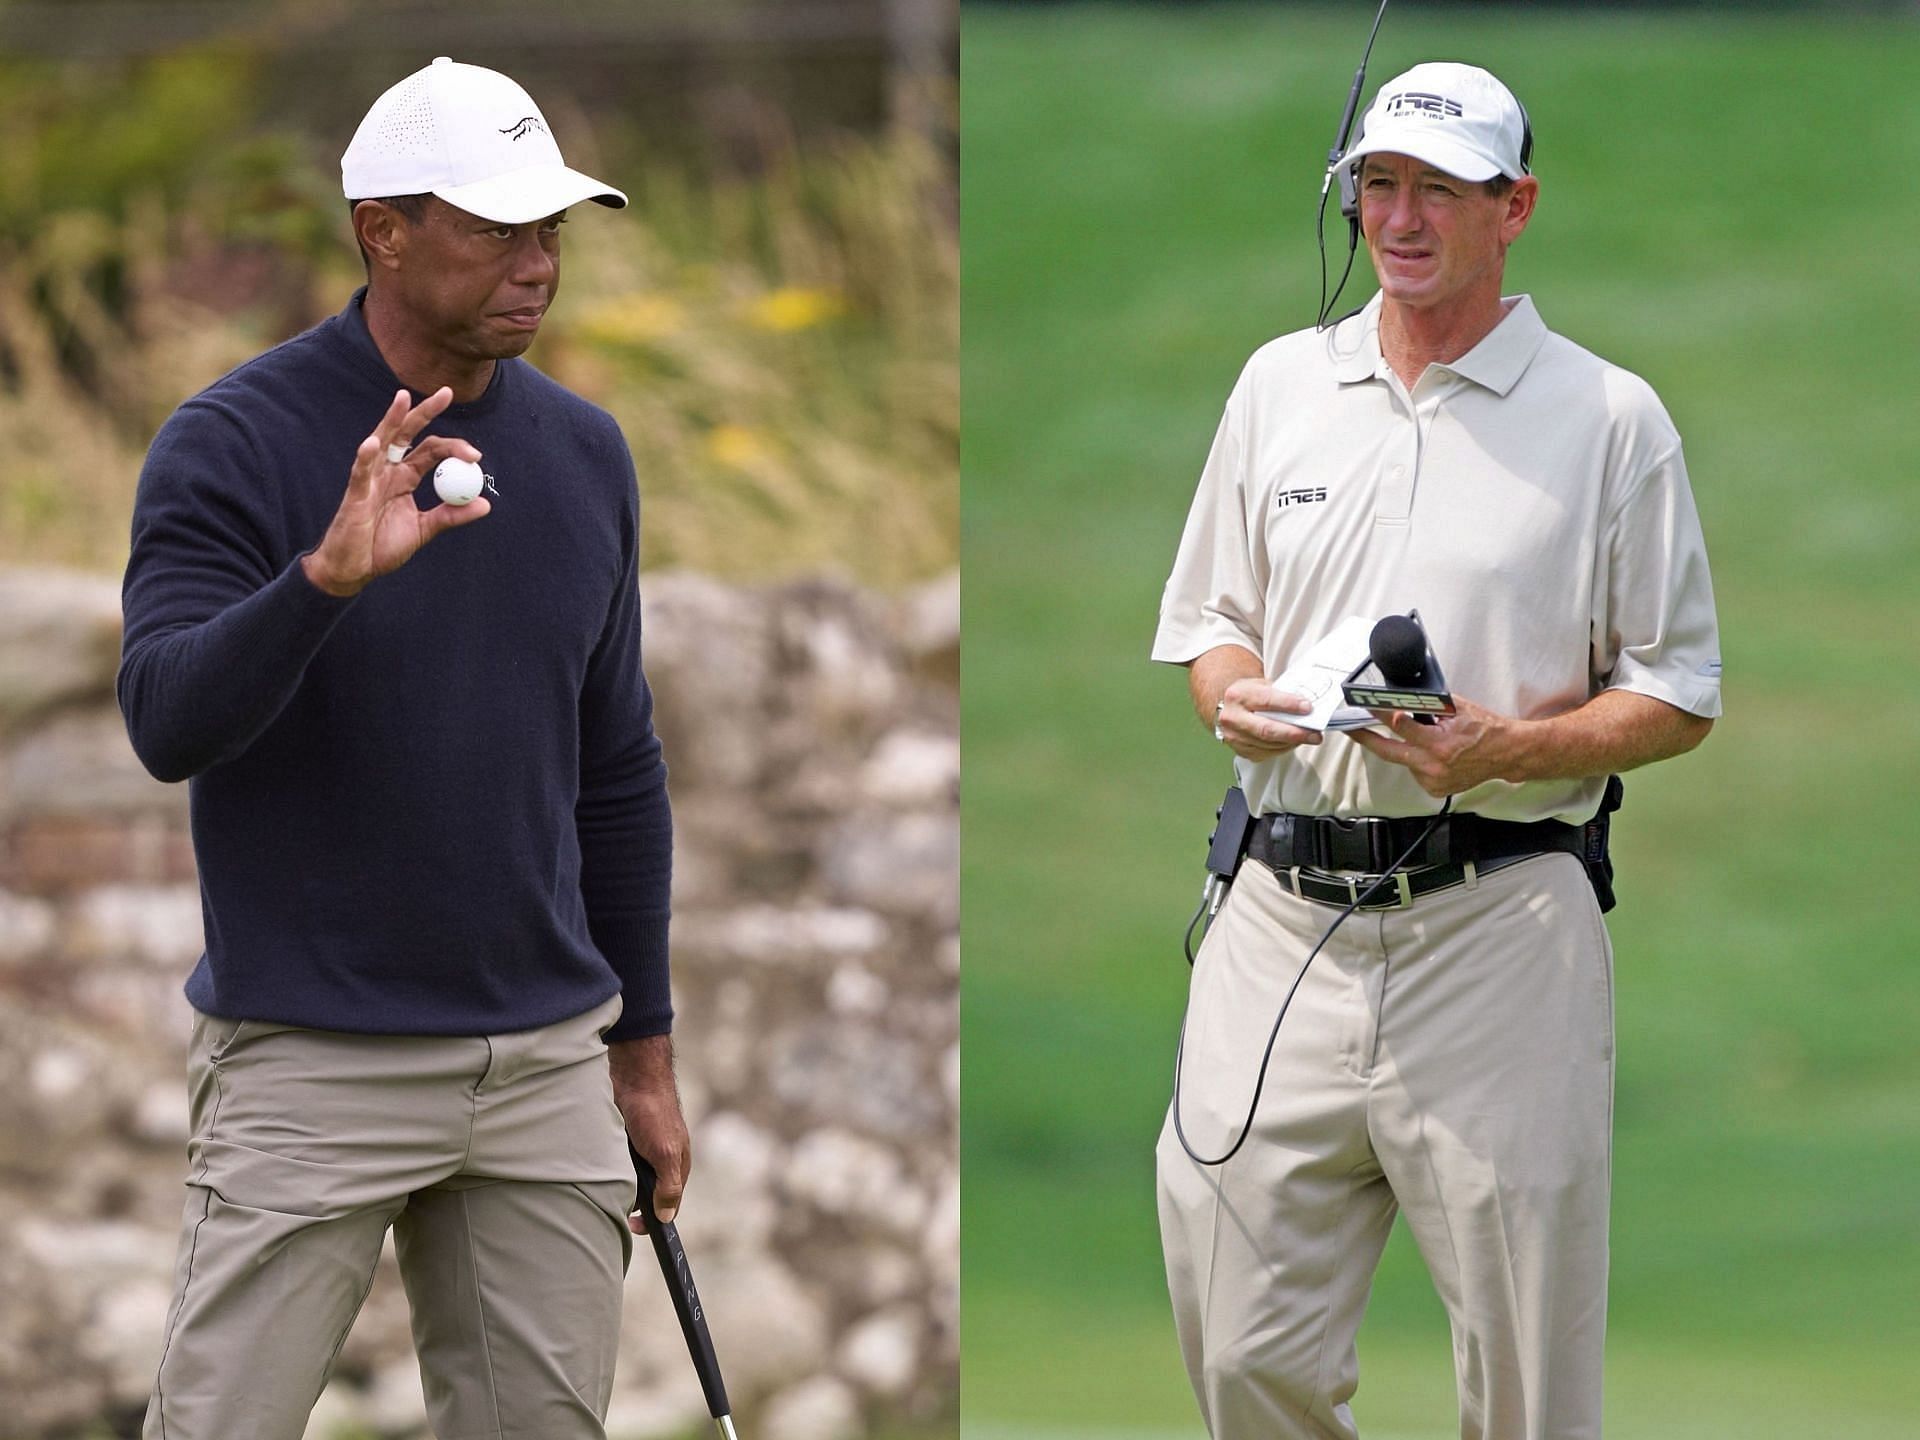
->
[1558,853,1616,1063]
[593,991,626,1042]
[196,1012,249,1065]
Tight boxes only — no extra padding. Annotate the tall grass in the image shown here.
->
[0,49,956,586]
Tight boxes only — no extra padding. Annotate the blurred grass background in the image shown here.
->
[0,2,957,586]
[960,3,1919,1435]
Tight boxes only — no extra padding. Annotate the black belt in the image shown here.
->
[1248,811,1584,911]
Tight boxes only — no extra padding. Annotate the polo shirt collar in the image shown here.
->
[1330,292,1549,396]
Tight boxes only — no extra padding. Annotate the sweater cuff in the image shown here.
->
[596,909,673,1042]
[277,551,362,629]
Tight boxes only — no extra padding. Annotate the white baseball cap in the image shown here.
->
[341,57,628,224]
[1340,62,1531,184]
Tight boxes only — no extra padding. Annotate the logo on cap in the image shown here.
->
[499,116,548,141]
[1385,92,1464,121]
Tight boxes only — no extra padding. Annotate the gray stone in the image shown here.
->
[889,570,959,678]
[842,1244,920,1309]
[85,1276,169,1407]
[675,1112,782,1257]
[69,883,204,968]
[1,709,185,824]
[70,965,194,1041]
[0,888,57,966]
[15,1217,172,1291]
[836,1304,922,1398]
[129,1084,190,1147]
[693,1256,830,1395]
[858,729,958,808]
[819,811,957,926]
[825,964,888,1018]
[776,587,901,737]
[0,568,123,737]
[767,1025,942,1144]
[683,904,889,968]
[639,571,776,792]
[785,1129,927,1240]
[925,1167,959,1276]
[760,1375,863,1440]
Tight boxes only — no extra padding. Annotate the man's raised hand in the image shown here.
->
[300,387,489,598]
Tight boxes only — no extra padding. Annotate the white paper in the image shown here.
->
[1258,616,1382,732]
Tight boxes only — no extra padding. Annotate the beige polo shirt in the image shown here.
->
[1153,292,1722,826]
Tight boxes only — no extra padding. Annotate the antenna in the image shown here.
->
[1315,0,1391,330]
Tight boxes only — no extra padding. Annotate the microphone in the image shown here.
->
[1369,614,1431,688]
[1342,610,1456,719]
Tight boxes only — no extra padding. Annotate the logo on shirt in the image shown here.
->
[1385,91,1465,120]
[499,116,548,141]
[1276,486,1329,509]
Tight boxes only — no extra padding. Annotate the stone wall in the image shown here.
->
[0,565,959,1440]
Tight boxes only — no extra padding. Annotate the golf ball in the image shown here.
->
[433,457,485,506]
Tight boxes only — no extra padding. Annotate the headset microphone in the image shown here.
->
[1315,0,1392,330]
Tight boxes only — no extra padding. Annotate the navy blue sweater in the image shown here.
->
[118,289,672,1042]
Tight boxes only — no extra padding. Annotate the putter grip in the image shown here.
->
[630,1142,732,1420]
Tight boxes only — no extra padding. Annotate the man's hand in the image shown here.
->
[1215,678,1324,761]
[1347,695,1515,796]
[300,387,490,598]
[1349,688,1713,793]
[608,1033,691,1233]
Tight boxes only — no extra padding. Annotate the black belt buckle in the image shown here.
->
[1319,816,1393,873]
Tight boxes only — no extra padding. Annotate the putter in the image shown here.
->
[628,1141,740,1440]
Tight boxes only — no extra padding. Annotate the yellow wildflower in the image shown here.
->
[747,287,845,333]
[705,424,770,469]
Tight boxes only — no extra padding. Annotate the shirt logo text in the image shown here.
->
[1276,487,1329,509]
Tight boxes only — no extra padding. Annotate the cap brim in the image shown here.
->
[1341,130,1505,184]
[432,164,628,225]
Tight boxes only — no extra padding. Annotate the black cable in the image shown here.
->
[1314,0,1392,331]
[1183,894,1209,966]
[1172,796,1453,1169]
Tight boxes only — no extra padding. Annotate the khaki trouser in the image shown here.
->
[145,993,635,1440]
[1158,853,1614,1440]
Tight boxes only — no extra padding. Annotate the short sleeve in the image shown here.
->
[1592,442,1722,718]
[1151,370,1268,665]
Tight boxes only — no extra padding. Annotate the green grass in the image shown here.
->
[960,3,1920,1431]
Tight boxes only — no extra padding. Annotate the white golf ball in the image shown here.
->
[433,457,485,506]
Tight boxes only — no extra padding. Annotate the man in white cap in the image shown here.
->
[120,58,683,1438]
[1153,62,1721,1439]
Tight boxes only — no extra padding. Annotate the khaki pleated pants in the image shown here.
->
[144,993,635,1440]
[1158,853,1614,1440]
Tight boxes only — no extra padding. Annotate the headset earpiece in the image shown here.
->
[1338,112,1363,225]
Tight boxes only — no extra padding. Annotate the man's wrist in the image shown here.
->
[1487,713,1539,784]
[608,1031,676,1093]
[299,549,363,599]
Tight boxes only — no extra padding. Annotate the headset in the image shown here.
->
[1314,0,1534,330]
